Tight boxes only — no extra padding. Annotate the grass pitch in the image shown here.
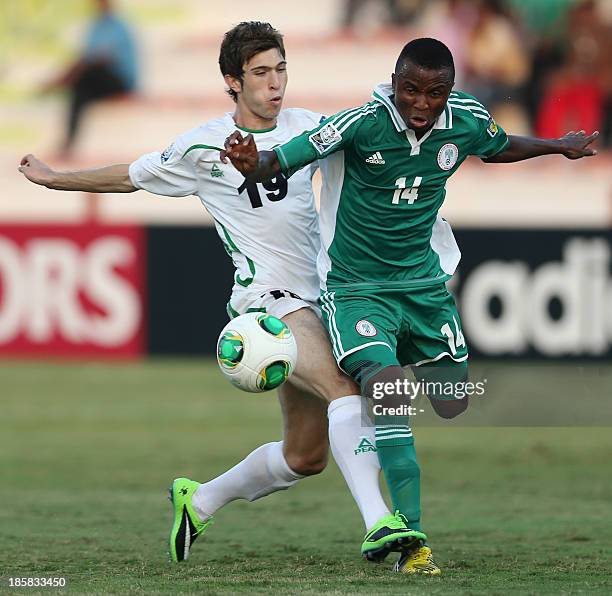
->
[1,360,611,594]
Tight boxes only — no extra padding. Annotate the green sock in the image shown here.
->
[375,420,421,531]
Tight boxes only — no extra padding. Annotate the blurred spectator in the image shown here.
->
[502,1,576,131]
[463,0,530,127]
[41,0,138,156]
[421,0,478,87]
[535,0,611,145]
[339,0,427,37]
[504,0,574,40]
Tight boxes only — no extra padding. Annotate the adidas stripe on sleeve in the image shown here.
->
[448,92,509,159]
[275,103,377,177]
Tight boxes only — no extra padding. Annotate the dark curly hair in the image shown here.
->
[219,21,286,102]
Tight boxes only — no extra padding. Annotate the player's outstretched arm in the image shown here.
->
[220,131,281,182]
[18,154,137,193]
[483,130,598,163]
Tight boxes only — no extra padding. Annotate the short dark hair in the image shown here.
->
[395,38,455,80]
[218,21,285,102]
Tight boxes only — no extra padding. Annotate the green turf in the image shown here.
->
[1,360,611,594]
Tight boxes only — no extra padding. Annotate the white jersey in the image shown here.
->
[129,109,324,307]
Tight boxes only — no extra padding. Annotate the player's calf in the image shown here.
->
[357,364,424,531]
[283,444,328,477]
[277,380,329,477]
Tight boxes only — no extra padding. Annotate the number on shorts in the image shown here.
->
[440,316,465,355]
[262,289,302,301]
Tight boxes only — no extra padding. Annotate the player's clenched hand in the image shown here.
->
[18,154,56,187]
[558,130,599,160]
[221,131,259,174]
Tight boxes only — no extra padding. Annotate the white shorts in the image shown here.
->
[226,286,320,321]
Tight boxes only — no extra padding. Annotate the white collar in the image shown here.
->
[371,83,453,133]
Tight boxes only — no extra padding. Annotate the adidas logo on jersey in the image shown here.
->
[365,151,385,165]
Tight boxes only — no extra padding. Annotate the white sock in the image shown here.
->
[328,395,391,530]
[192,441,303,520]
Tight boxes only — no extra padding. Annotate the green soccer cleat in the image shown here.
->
[168,477,212,562]
[361,511,427,562]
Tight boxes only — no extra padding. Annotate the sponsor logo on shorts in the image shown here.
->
[161,143,175,163]
[355,319,377,337]
[437,143,459,170]
[309,123,342,154]
[486,117,499,138]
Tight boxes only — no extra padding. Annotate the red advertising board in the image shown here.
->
[0,224,146,358]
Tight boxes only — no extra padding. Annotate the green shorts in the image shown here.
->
[319,283,468,380]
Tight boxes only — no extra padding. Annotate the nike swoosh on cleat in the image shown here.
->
[365,528,410,541]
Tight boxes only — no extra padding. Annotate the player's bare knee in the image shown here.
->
[417,361,470,419]
[429,396,469,419]
[285,450,328,476]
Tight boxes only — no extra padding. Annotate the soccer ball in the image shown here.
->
[216,312,298,393]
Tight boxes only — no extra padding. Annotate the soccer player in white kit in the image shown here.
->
[19,22,424,566]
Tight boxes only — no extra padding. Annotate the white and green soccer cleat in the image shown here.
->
[361,511,427,562]
[168,477,212,562]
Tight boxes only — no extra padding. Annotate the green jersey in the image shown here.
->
[274,84,509,291]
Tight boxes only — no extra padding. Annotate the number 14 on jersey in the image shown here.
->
[392,176,422,205]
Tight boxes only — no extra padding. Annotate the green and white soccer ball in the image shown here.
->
[216,312,298,393]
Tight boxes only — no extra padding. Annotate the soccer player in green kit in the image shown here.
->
[222,38,598,574]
